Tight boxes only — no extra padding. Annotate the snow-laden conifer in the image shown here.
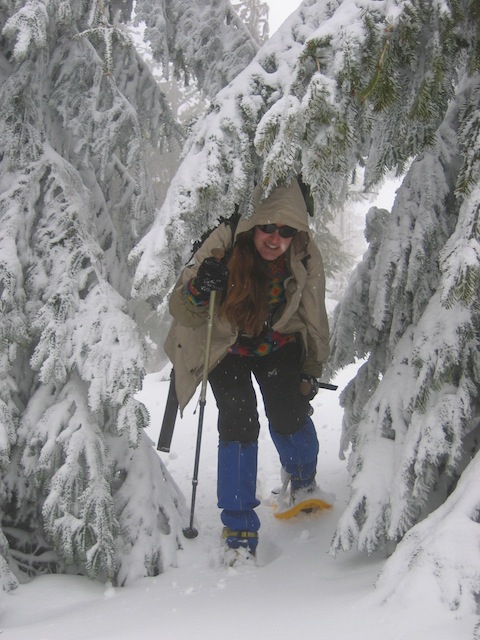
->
[325,1,480,611]
[134,0,258,98]
[0,0,256,591]
[233,0,270,45]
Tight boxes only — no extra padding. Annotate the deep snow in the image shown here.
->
[0,364,476,639]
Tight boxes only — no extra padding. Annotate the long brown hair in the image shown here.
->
[219,230,269,336]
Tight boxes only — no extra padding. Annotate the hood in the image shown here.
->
[235,180,310,239]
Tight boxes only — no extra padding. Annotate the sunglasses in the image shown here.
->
[257,224,298,238]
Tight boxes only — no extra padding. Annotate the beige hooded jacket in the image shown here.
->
[164,180,330,413]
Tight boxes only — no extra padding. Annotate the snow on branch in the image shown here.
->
[112,432,188,585]
[2,0,48,62]
[0,529,18,591]
[134,0,258,98]
[331,84,480,571]
[37,381,118,580]
[373,450,480,613]
[440,185,480,310]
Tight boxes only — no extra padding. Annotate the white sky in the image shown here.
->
[267,0,303,34]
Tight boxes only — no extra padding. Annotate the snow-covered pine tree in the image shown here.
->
[131,0,266,211]
[0,0,184,590]
[134,0,258,99]
[132,0,480,609]
[0,0,258,591]
[324,1,480,611]
[233,0,270,45]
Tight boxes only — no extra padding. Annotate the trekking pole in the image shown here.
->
[183,249,224,539]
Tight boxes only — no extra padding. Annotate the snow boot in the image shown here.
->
[217,440,260,557]
[221,527,258,567]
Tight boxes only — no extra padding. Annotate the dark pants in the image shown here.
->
[209,342,319,538]
[208,341,311,443]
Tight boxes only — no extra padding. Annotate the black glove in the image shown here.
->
[194,257,229,294]
[299,374,320,401]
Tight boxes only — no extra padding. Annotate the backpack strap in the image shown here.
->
[224,210,241,256]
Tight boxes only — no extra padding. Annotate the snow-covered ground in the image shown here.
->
[0,364,475,639]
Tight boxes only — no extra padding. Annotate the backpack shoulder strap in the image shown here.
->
[225,210,241,243]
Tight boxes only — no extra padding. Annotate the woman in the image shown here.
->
[164,179,330,561]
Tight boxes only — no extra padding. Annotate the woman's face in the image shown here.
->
[253,224,294,261]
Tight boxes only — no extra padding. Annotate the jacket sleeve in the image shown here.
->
[168,222,233,328]
[299,242,330,378]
